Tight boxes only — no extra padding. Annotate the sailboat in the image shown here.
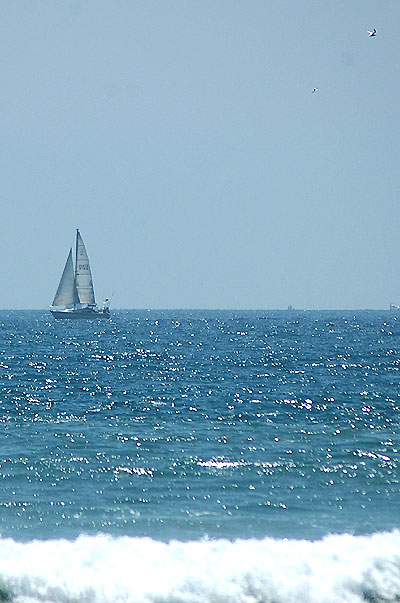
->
[50,229,110,319]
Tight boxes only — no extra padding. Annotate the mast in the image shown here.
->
[74,229,79,308]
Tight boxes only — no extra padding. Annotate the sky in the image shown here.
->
[0,0,398,310]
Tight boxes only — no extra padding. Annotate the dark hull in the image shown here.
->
[50,308,110,320]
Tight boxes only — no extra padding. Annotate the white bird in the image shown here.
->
[312,87,318,93]
[368,28,377,37]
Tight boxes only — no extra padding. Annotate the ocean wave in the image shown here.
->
[0,531,399,602]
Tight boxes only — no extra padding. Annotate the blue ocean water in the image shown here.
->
[0,309,399,602]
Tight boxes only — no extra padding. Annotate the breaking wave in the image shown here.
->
[0,530,399,602]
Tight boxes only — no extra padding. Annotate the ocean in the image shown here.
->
[0,309,399,602]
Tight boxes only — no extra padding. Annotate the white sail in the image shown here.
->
[75,230,96,305]
[52,249,79,307]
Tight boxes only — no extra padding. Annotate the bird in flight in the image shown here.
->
[312,88,318,93]
[368,28,377,37]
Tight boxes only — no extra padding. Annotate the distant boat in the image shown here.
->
[50,230,110,320]
[390,304,400,311]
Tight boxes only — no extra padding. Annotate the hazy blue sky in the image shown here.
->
[0,1,397,310]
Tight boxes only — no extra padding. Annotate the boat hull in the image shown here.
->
[50,308,110,320]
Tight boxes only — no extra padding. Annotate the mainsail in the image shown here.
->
[52,249,80,307]
[75,230,96,306]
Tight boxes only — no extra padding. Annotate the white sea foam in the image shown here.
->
[0,530,399,602]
